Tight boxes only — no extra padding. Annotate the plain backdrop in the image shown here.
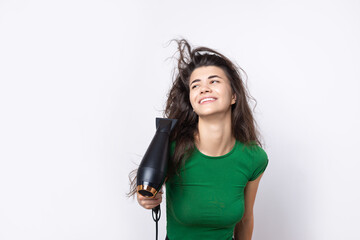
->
[0,0,359,239]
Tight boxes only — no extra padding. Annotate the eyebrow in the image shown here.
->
[190,75,222,85]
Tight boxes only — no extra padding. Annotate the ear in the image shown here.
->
[231,94,236,105]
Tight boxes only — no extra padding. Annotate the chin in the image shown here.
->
[197,111,222,118]
[196,109,232,118]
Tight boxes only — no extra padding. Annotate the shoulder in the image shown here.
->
[169,141,176,156]
[237,141,268,160]
[170,140,176,149]
[250,144,268,162]
[236,141,269,181]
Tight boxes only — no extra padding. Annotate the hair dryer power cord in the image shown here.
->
[152,205,161,240]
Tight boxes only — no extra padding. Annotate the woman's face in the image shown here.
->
[189,66,236,117]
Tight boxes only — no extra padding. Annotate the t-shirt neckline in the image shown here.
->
[194,140,239,159]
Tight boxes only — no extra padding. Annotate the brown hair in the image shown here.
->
[128,39,262,197]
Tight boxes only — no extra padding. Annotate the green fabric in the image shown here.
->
[165,140,268,240]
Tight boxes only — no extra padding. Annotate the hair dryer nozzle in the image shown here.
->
[137,184,157,197]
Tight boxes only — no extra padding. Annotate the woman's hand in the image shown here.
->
[137,190,163,209]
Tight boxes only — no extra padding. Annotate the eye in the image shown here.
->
[191,85,199,89]
[211,80,219,84]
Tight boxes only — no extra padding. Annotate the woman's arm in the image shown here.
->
[234,173,264,240]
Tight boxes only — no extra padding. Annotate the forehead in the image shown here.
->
[189,66,228,81]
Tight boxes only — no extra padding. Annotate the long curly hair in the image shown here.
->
[127,39,262,197]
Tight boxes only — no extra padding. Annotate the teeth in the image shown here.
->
[200,98,215,104]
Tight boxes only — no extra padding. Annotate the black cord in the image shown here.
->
[152,205,161,240]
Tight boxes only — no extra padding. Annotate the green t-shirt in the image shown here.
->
[165,140,268,240]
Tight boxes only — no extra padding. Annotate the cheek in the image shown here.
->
[225,87,234,100]
[189,92,196,107]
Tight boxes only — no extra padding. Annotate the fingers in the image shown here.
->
[137,192,163,210]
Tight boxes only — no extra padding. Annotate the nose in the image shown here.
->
[200,84,211,94]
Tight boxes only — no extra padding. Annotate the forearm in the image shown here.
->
[234,216,254,240]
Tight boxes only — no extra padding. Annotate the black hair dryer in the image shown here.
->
[136,117,177,199]
[136,117,177,240]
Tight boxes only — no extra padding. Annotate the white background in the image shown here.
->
[1,0,359,239]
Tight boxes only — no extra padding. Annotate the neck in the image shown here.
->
[195,110,235,156]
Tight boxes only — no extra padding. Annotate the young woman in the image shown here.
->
[131,39,268,240]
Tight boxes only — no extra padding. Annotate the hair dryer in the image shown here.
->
[136,118,177,240]
[136,117,177,198]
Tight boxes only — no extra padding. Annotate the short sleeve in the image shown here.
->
[249,147,269,181]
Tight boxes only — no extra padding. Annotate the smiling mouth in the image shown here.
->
[199,97,217,104]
